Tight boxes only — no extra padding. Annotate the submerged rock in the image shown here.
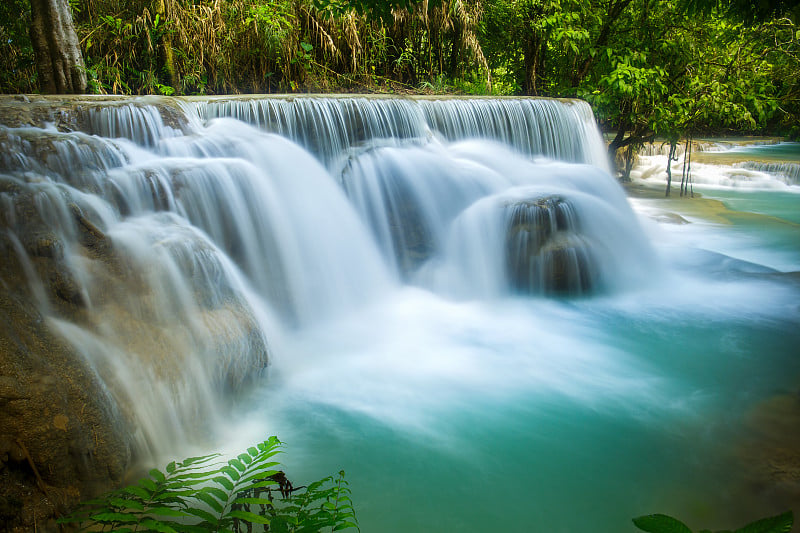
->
[735,391,800,516]
[340,155,437,278]
[381,178,436,276]
[504,195,597,295]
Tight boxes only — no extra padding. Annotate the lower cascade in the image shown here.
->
[2,95,798,532]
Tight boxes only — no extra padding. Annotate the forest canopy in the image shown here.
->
[2,0,799,158]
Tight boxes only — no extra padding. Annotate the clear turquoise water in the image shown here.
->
[226,180,800,532]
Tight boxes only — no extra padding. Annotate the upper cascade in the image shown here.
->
[188,96,610,171]
[30,95,609,170]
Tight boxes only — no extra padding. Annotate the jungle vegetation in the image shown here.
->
[2,0,800,167]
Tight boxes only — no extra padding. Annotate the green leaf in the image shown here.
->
[139,478,158,492]
[633,514,693,533]
[229,458,246,472]
[146,506,187,518]
[233,497,273,506]
[169,526,210,533]
[150,469,166,483]
[138,518,178,533]
[89,512,138,524]
[195,491,225,514]
[108,497,144,511]
[182,453,220,467]
[213,476,235,491]
[241,468,280,484]
[221,465,241,481]
[182,507,219,525]
[153,493,190,505]
[171,471,218,482]
[166,461,177,474]
[735,511,793,533]
[228,509,271,525]
[246,474,283,489]
[200,486,230,503]
[124,485,151,500]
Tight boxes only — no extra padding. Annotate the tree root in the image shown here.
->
[14,438,49,498]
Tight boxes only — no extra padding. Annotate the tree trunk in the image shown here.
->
[29,0,86,94]
[665,140,678,197]
[156,0,178,92]
[523,34,545,95]
[448,17,463,79]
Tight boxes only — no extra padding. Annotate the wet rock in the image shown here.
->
[0,97,273,532]
[69,203,111,255]
[0,288,131,533]
[0,180,129,531]
[504,195,597,295]
[538,235,595,294]
[0,94,190,135]
[344,168,435,277]
[50,270,85,307]
[387,193,436,276]
[26,234,64,260]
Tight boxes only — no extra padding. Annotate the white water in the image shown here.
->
[633,142,800,191]
[2,97,799,531]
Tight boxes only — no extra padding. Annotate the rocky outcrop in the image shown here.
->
[504,195,597,295]
[0,200,130,532]
[0,99,270,531]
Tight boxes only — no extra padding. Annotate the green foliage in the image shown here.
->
[0,0,36,93]
[4,0,799,148]
[58,436,359,533]
[633,510,793,533]
[266,470,357,532]
[678,0,800,23]
[312,0,433,23]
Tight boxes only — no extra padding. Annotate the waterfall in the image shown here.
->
[735,161,800,186]
[0,95,653,463]
[192,96,610,171]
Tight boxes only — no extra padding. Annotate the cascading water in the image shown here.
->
[1,96,799,532]
[192,95,610,171]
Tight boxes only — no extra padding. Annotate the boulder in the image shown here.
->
[504,195,597,295]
